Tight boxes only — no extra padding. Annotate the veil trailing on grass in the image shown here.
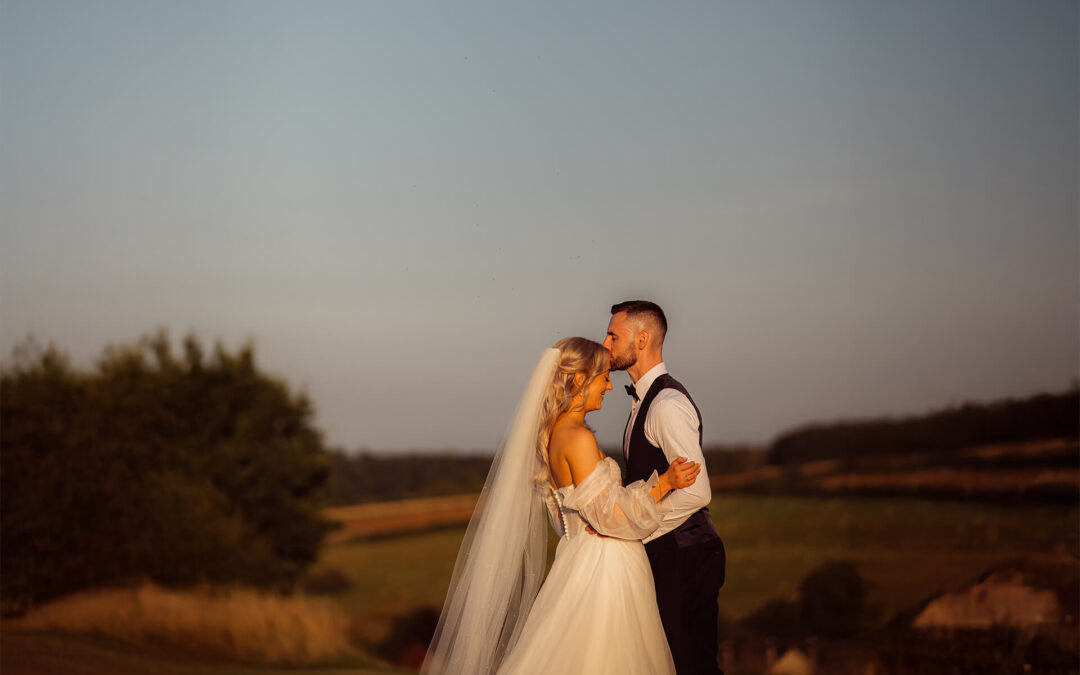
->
[420,348,560,675]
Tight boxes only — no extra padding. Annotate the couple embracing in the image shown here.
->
[422,301,726,674]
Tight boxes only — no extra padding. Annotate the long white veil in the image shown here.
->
[420,348,560,674]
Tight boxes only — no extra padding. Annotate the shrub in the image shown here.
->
[1,333,334,609]
[375,606,440,668]
[302,568,354,595]
[741,598,803,638]
[798,560,877,637]
[741,560,877,638]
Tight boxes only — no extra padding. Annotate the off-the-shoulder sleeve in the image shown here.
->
[561,459,672,540]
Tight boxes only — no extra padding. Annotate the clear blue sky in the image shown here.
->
[2,0,1076,452]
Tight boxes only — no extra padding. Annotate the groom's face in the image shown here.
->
[603,311,637,372]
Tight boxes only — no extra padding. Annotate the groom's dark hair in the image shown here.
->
[611,300,668,344]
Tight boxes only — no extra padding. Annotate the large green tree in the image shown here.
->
[1,333,333,611]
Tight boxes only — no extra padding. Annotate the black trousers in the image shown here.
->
[647,537,726,675]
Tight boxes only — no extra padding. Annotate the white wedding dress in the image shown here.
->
[496,457,676,675]
[421,349,675,675]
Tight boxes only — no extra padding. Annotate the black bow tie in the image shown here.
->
[624,385,639,401]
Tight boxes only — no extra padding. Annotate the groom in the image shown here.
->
[604,300,726,675]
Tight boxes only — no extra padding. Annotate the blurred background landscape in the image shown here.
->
[2,1,1076,674]
[2,335,1076,673]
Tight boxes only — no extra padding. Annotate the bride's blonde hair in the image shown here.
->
[535,337,610,487]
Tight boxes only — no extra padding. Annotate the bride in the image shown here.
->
[421,337,701,674]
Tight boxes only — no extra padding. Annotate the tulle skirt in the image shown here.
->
[497,533,675,674]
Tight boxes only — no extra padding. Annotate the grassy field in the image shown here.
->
[8,493,1076,673]
[315,493,1079,641]
[709,494,1077,622]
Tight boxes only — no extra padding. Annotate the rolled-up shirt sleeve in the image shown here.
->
[642,390,712,543]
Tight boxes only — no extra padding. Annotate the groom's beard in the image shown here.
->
[610,347,636,372]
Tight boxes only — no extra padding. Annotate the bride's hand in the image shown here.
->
[660,457,701,492]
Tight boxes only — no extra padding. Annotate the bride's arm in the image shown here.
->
[563,429,699,499]
[561,430,684,539]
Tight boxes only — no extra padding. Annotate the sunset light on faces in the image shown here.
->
[603,312,638,373]
[583,367,613,413]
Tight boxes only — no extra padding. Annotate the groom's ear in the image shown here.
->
[636,330,650,350]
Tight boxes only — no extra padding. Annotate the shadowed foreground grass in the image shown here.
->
[0,631,412,675]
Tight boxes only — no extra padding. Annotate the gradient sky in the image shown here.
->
[2,0,1076,452]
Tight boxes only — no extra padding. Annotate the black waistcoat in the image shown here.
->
[624,373,720,552]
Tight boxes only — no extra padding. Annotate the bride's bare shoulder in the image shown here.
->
[549,423,604,485]
[549,422,598,455]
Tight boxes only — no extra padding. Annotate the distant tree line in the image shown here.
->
[326,451,492,505]
[702,445,769,474]
[325,387,1078,506]
[1,333,333,612]
[325,444,766,506]
[767,388,1079,466]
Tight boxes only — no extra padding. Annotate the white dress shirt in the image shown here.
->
[623,363,713,544]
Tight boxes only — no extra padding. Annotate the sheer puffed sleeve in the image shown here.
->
[560,458,672,540]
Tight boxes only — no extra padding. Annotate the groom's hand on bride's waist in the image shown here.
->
[584,525,608,537]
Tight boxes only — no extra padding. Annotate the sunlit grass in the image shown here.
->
[309,526,566,646]
[311,528,479,644]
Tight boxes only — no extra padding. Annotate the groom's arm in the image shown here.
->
[642,390,712,543]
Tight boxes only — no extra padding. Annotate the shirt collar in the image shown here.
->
[632,362,667,402]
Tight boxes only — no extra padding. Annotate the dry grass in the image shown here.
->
[9,582,357,666]
[955,438,1076,461]
[324,494,478,542]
